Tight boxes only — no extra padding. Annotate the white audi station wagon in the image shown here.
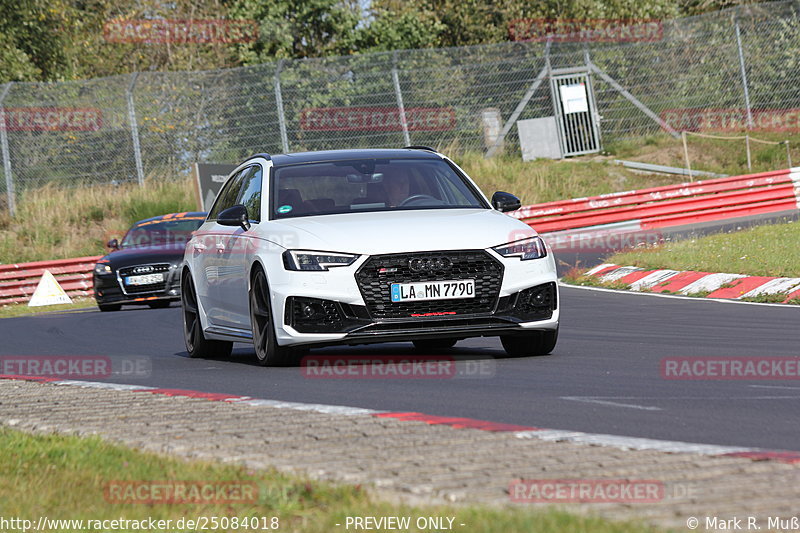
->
[181,148,559,365]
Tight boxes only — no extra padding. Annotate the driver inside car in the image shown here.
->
[383,170,411,207]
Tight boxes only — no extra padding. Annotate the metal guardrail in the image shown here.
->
[514,168,800,233]
[0,256,100,305]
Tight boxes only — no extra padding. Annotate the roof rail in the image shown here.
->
[403,145,438,153]
[245,152,272,162]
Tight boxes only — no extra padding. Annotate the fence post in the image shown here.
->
[733,16,754,129]
[0,82,14,216]
[126,73,145,186]
[785,141,792,168]
[392,51,411,146]
[682,131,693,181]
[745,134,752,171]
[274,59,290,153]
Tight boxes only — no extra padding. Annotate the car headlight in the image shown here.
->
[94,263,112,275]
[492,236,547,260]
[283,250,359,271]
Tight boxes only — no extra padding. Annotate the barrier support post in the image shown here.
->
[682,131,693,181]
[745,134,752,171]
[785,141,792,168]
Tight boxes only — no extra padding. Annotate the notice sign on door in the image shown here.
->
[560,83,589,114]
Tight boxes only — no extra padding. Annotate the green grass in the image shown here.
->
[604,220,800,278]
[605,131,800,177]
[0,298,96,319]
[0,179,198,264]
[0,427,655,533]
[455,152,679,205]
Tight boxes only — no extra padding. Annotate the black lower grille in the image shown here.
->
[285,297,367,333]
[355,250,504,319]
[118,264,170,295]
[497,282,557,321]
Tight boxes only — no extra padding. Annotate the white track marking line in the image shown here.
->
[559,282,800,308]
[749,384,800,390]
[514,429,752,455]
[561,396,662,411]
[234,398,386,416]
[52,380,156,391]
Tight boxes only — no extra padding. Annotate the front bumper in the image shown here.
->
[93,266,181,305]
[267,249,559,347]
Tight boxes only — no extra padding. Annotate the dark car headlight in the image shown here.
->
[492,236,547,260]
[283,250,359,271]
[94,263,113,275]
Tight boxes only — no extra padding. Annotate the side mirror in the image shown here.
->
[217,204,251,231]
[107,238,119,250]
[491,191,521,213]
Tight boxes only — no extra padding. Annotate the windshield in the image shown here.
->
[271,158,487,219]
[120,216,205,249]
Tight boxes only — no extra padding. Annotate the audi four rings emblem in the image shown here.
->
[408,257,452,272]
[132,265,154,274]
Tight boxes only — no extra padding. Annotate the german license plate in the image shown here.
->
[125,273,164,286]
[390,279,475,302]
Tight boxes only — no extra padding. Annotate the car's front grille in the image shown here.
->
[118,264,171,295]
[355,250,504,319]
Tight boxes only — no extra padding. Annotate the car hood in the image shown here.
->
[267,209,536,255]
[101,245,187,269]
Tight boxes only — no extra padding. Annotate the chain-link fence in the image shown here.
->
[1,1,799,214]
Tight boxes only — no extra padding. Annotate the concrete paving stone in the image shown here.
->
[1,380,799,531]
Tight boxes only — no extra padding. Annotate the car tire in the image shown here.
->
[412,339,458,351]
[249,267,295,367]
[181,271,232,359]
[98,303,121,312]
[500,328,558,358]
[148,300,171,309]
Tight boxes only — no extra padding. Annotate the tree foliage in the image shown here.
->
[0,0,777,83]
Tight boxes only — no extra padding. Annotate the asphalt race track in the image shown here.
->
[3,285,799,452]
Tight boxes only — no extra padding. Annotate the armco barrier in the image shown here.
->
[514,168,800,234]
[0,256,100,305]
